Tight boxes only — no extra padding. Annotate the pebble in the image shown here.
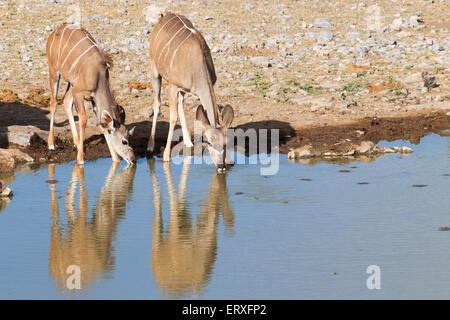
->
[314,18,333,28]
[315,31,334,44]
[249,56,271,68]
[358,47,369,57]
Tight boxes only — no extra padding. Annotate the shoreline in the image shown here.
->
[13,110,449,165]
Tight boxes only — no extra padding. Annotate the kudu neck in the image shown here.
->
[93,69,117,120]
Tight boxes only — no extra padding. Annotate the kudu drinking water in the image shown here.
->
[46,23,136,165]
[147,12,234,171]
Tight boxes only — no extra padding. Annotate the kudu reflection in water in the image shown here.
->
[149,158,234,298]
[48,162,136,291]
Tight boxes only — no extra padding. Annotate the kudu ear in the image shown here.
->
[196,105,211,129]
[101,110,115,130]
[117,105,126,125]
[220,104,234,129]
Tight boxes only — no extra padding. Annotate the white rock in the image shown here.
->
[143,5,164,25]
[249,56,271,68]
[314,18,333,28]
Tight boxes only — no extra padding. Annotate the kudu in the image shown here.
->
[46,23,136,165]
[149,158,234,297]
[48,162,136,290]
[147,12,234,171]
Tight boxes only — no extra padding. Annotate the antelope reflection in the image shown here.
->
[48,162,136,291]
[150,157,234,298]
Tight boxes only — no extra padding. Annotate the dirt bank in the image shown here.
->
[15,107,449,164]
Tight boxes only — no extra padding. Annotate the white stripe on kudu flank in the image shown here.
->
[49,31,57,60]
[154,15,178,43]
[69,45,96,73]
[157,26,185,65]
[60,28,78,59]
[60,36,89,69]
[170,32,192,71]
[176,15,196,33]
[57,24,70,63]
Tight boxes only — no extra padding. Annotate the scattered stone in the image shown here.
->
[0,148,34,172]
[357,47,369,57]
[315,31,334,43]
[288,141,413,160]
[0,180,12,198]
[409,15,422,28]
[346,32,361,39]
[391,18,405,31]
[422,71,439,89]
[21,54,31,62]
[288,145,320,159]
[0,126,48,148]
[314,18,333,28]
[249,56,271,68]
[143,5,164,25]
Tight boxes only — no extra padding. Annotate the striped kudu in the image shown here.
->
[148,12,234,171]
[46,23,136,165]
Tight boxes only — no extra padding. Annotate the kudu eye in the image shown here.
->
[122,140,128,145]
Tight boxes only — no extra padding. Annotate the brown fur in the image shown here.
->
[147,12,232,166]
[46,23,134,164]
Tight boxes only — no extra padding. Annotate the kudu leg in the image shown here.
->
[147,68,162,153]
[63,87,79,147]
[177,91,193,148]
[163,84,178,162]
[48,71,61,150]
[73,92,87,165]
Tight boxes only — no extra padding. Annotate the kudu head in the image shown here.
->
[100,107,136,164]
[196,104,234,172]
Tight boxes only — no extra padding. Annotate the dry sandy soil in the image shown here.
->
[0,0,448,162]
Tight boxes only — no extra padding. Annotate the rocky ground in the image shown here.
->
[0,0,449,169]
